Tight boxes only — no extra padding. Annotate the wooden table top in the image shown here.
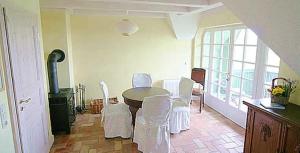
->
[122,87,170,102]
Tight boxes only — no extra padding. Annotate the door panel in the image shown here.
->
[284,125,300,153]
[3,8,48,153]
[251,111,281,153]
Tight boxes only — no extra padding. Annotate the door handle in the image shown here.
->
[20,98,31,104]
[226,73,230,81]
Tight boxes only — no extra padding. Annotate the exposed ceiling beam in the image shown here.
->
[72,8,167,18]
[41,0,194,13]
[188,2,223,14]
[73,0,209,7]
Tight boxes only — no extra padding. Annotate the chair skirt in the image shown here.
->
[169,107,190,134]
[133,116,170,153]
[103,104,132,138]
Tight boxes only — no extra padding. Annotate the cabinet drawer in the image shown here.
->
[251,111,282,153]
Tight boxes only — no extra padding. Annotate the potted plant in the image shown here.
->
[270,78,297,105]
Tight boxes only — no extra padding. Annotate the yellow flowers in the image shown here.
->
[272,86,285,96]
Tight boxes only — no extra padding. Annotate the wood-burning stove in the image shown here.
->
[47,49,76,134]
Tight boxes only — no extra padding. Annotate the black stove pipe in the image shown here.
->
[47,49,65,94]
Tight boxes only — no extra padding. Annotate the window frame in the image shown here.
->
[197,24,280,110]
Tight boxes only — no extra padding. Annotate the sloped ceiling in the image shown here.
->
[220,0,300,74]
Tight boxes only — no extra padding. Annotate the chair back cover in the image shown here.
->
[142,95,171,125]
[163,79,180,98]
[132,73,152,88]
[179,77,195,105]
[99,81,110,111]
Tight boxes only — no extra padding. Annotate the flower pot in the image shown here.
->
[271,95,289,105]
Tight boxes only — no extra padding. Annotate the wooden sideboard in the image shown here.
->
[243,99,300,153]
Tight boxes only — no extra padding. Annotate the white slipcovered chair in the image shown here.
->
[99,81,132,138]
[169,77,194,134]
[133,95,172,153]
[132,73,152,88]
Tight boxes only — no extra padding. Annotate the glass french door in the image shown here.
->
[202,26,258,127]
[210,30,230,102]
[229,28,258,112]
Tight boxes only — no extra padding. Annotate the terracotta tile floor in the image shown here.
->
[50,101,245,153]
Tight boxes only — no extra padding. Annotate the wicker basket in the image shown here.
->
[90,97,119,114]
[270,78,291,105]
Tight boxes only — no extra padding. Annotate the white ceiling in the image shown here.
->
[40,0,223,18]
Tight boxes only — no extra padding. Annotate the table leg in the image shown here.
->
[129,106,139,126]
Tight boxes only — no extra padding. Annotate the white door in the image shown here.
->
[3,8,48,153]
[202,27,259,127]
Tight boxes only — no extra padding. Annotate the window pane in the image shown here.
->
[243,63,255,80]
[229,91,240,107]
[264,85,272,98]
[214,31,222,44]
[234,29,245,44]
[213,45,222,57]
[265,66,279,84]
[205,73,209,92]
[242,79,253,97]
[202,57,209,69]
[203,32,210,44]
[246,29,257,45]
[212,58,221,71]
[219,86,227,101]
[222,30,230,44]
[239,100,248,112]
[267,49,280,66]
[222,45,230,59]
[232,61,243,77]
[231,76,241,92]
[212,71,219,84]
[233,46,244,61]
[203,45,210,56]
[211,84,218,97]
[244,46,257,63]
[220,73,228,87]
[221,59,229,73]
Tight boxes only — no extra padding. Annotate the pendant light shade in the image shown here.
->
[116,19,139,36]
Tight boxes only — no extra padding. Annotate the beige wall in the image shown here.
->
[195,7,300,105]
[70,15,192,101]
[41,9,75,89]
[198,7,241,28]
[278,62,300,105]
